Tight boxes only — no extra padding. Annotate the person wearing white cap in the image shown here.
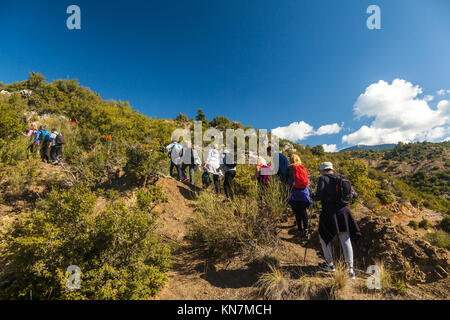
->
[312,161,361,280]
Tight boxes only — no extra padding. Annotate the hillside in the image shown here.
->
[0,74,449,300]
[339,144,397,152]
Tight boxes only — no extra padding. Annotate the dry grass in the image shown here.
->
[256,264,290,300]
[294,275,331,300]
[328,260,350,300]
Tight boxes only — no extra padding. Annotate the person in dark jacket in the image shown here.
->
[267,145,289,183]
[287,154,312,238]
[180,141,201,184]
[312,162,361,280]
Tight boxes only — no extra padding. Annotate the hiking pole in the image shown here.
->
[303,202,314,265]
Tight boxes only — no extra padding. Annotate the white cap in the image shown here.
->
[319,162,334,171]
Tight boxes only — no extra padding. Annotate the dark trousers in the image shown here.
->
[289,201,310,232]
[213,174,220,193]
[51,145,62,162]
[170,161,183,181]
[224,170,236,199]
[41,140,50,162]
[182,164,195,184]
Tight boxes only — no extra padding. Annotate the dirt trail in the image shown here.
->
[154,177,449,300]
[155,178,329,300]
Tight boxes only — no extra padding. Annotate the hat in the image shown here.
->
[319,162,334,171]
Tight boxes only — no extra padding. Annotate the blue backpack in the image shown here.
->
[40,130,51,142]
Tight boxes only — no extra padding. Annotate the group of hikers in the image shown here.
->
[166,140,361,280]
[24,123,64,164]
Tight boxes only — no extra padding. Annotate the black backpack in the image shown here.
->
[327,174,352,206]
[55,134,64,145]
[224,152,237,169]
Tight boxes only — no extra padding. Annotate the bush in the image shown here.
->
[424,230,450,250]
[408,220,419,230]
[419,219,430,230]
[189,191,281,258]
[439,215,450,233]
[376,190,395,205]
[0,186,171,300]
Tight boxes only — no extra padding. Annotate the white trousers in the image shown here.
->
[319,232,354,269]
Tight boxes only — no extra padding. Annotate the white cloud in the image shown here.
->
[316,123,342,135]
[437,89,450,96]
[272,121,314,141]
[322,144,337,152]
[424,95,434,102]
[272,121,341,142]
[342,79,450,145]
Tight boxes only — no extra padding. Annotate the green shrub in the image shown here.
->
[260,178,289,221]
[233,164,257,197]
[0,186,171,300]
[424,230,450,250]
[408,220,419,230]
[439,215,450,233]
[189,191,281,258]
[376,190,395,205]
[418,219,431,230]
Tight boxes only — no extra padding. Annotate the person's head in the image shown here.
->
[266,145,272,157]
[51,128,57,133]
[171,137,178,143]
[257,156,267,166]
[213,143,218,150]
[290,153,302,166]
[31,123,38,130]
[39,125,43,130]
[319,162,334,175]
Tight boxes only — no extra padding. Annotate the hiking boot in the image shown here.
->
[318,262,336,272]
[349,269,356,280]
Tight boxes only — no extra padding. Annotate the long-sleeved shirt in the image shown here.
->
[272,152,289,183]
[34,129,50,145]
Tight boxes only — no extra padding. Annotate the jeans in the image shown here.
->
[182,164,195,184]
[224,170,236,199]
[170,161,183,181]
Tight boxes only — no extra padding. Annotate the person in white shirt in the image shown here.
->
[204,144,222,193]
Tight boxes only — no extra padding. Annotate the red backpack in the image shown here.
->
[292,165,308,189]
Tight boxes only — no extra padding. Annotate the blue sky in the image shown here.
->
[1,0,450,151]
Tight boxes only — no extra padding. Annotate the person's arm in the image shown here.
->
[287,165,294,189]
[312,176,326,201]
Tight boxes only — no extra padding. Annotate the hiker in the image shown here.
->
[180,140,201,184]
[287,154,312,238]
[267,145,289,183]
[312,162,361,280]
[255,156,271,186]
[166,138,184,181]
[204,144,222,193]
[50,129,64,164]
[35,126,51,162]
[221,149,237,200]
[24,123,38,156]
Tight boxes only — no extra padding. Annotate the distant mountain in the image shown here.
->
[339,144,397,152]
